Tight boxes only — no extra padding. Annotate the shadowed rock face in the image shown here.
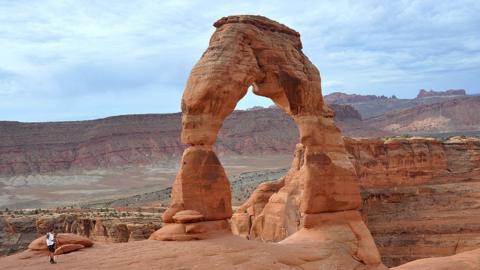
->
[152,15,382,267]
[232,136,480,267]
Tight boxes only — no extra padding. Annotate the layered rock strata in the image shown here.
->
[152,14,382,267]
[232,137,480,267]
[0,213,162,256]
[0,105,379,177]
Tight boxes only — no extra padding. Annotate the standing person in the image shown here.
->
[46,230,57,264]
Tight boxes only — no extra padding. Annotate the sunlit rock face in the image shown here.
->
[152,14,382,268]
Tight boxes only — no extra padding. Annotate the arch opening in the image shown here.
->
[149,18,380,266]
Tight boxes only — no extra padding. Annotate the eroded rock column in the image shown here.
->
[151,15,382,266]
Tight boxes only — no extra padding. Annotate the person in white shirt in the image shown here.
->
[46,230,57,264]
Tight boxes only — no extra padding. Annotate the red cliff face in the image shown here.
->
[231,137,480,267]
[345,137,449,187]
[0,106,382,176]
[0,114,185,176]
[365,96,480,133]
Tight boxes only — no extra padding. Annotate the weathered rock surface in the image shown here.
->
[325,91,478,119]
[232,136,480,267]
[154,16,381,268]
[0,234,389,270]
[0,105,379,176]
[54,243,85,255]
[0,212,162,256]
[0,216,37,256]
[345,137,449,187]
[391,248,480,270]
[362,137,480,267]
[28,233,93,250]
[365,96,480,133]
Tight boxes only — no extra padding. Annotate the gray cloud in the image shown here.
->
[0,0,479,121]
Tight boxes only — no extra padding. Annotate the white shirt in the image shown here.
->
[46,233,55,246]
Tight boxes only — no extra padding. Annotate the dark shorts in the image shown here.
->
[48,245,55,253]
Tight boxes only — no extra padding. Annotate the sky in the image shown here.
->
[0,0,479,122]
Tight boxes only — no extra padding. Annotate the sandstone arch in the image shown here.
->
[150,15,381,266]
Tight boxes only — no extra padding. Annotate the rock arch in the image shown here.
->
[150,15,381,266]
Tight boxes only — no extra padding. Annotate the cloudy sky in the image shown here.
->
[1,0,479,122]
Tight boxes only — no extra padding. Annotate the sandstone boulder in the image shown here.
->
[28,233,93,251]
[54,244,85,255]
[172,210,205,223]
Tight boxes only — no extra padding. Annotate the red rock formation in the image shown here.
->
[391,248,480,270]
[0,213,162,256]
[232,136,480,267]
[28,233,93,250]
[0,105,381,176]
[362,137,480,267]
[152,15,382,267]
[345,137,448,187]
[54,243,85,255]
[365,96,480,133]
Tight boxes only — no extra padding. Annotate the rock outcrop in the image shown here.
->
[0,106,379,177]
[416,89,466,99]
[345,137,449,187]
[362,137,480,267]
[232,136,480,267]
[324,91,478,119]
[365,96,480,133]
[153,15,382,267]
[28,233,93,251]
[391,248,480,270]
[0,212,162,256]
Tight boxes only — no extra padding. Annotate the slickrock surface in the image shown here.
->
[391,248,480,270]
[0,234,388,270]
[232,136,480,267]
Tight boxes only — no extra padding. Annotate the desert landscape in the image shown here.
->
[1,3,479,270]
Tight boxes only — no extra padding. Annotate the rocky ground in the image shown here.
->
[0,154,292,209]
[3,136,479,268]
[0,208,163,256]
[0,233,391,270]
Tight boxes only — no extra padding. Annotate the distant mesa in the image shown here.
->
[245,106,265,111]
[416,89,466,99]
[324,92,395,104]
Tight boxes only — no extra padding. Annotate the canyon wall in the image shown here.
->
[232,137,480,267]
[0,212,162,256]
[0,106,381,176]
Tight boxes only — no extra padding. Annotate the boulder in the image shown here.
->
[28,233,93,251]
[172,210,205,224]
[54,244,85,255]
